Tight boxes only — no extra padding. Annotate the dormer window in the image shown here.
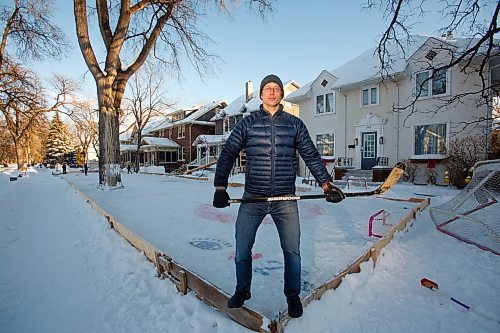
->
[321,79,328,87]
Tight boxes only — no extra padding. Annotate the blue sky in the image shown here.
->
[29,1,491,109]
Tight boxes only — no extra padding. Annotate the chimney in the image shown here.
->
[245,81,253,102]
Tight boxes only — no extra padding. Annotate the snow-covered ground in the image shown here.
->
[1,167,499,333]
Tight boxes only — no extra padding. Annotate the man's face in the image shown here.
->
[261,82,282,109]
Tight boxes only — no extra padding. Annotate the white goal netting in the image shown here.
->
[430,160,500,255]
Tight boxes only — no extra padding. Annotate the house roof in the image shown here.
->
[218,80,300,119]
[192,133,231,146]
[119,132,133,141]
[119,144,136,152]
[120,137,180,153]
[143,100,227,134]
[142,118,172,134]
[286,35,495,102]
[141,137,180,148]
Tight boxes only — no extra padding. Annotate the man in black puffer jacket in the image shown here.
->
[213,74,345,318]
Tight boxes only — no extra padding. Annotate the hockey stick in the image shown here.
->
[228,162,405,204]
[420,278,500,324]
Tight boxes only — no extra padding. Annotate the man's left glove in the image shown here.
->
[213,188,230,208]
[322,182,346,203]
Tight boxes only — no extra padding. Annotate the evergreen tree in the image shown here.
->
[45,113,73,164]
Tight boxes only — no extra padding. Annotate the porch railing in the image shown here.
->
[336,157,354,168]
[188,155,218,167]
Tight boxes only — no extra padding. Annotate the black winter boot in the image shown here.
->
[287,296,303,318]
[227,290,251,308]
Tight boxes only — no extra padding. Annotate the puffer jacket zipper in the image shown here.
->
[270,113,276,195]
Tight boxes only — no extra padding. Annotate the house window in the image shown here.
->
[316,133,335,156]
[425,50,438,60]
[416,69,448,98]
[316,93,334,115]
[177,124,185,138]
[223,118,230,133]
[361,86,378,106]
[158,151,177,163]
[172,112,184,121]
[179,147,186,161]
[414,123,447,155]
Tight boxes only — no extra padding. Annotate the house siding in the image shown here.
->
[290,37,493,181]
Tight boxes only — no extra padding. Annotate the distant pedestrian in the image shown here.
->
[62,163,67,174]
[127,163,132,174]
[84,163,88,176]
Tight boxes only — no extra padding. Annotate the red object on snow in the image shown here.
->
[427,159,436,169]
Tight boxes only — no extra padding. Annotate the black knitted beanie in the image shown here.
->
[259,74,284,98]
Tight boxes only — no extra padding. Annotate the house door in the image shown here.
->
[361,132,377,170]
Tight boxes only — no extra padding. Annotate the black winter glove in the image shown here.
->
[322,182,346,203]
[213,189,230,208]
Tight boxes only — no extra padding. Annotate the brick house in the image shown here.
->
[141,100,228,171]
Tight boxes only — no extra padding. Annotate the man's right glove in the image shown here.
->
[322,182,346,203]
[213,188,230,208]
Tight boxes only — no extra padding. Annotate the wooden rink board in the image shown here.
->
[68,181,428,333]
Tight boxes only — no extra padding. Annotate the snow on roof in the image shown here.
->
[222,80,299,118]
[142,118,172,134]
[144,100,226,133]
[286,35,489,102]
[141,137,180,148]
[331,35,429,88]
[223,91,260,117]
[192,133,231,146]
[119,144,136,152]
[119,132,133,141]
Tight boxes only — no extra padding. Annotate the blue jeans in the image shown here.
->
[234,192,301,298]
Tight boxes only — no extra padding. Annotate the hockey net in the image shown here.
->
[429,160,500,255]
[368,209,393,238]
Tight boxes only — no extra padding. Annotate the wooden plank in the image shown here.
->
[158,255,268,332]
[228,182,245,188]
[183,160,218,174]
[178,270,188,294]
[175,175,209,181]
[113,220,158,263]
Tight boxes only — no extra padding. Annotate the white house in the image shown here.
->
[286,35,500,184]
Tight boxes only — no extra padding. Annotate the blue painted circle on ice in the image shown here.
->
[189,240,223,250]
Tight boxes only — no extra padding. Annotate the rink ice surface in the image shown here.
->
[67,172,420,319]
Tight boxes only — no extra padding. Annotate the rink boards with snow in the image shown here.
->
[68,173,420,319]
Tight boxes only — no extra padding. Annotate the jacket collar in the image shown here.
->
[259,104,284,117]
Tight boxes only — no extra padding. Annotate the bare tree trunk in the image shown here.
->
[14,141,26,169]
[98,104,121,187]
[135,131,141,173]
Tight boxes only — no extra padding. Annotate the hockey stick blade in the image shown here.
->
[420,278,500,325]
[228,162,406,203]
